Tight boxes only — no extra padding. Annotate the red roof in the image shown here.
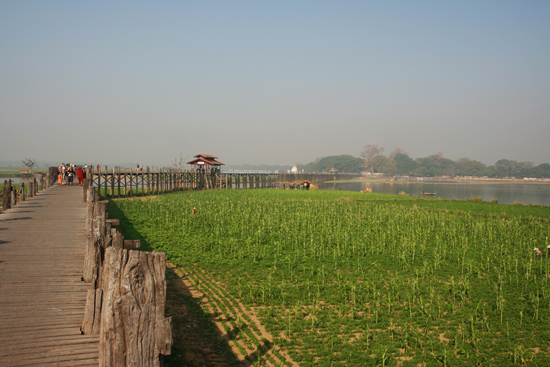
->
[187,154,224,166]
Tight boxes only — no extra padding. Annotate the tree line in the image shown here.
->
[299,146,550,179]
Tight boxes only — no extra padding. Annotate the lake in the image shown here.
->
[317,181,550,206]
[3,176,549,206]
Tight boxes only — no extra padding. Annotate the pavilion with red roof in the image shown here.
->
[186,154,224,171]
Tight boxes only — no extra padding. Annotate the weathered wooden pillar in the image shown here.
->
[129,168,133,197]
[156,172,160,194]
[83,178,89,202]
[159,169,163,193]
[11,183,17,206]
[110,167,115,198]
[122,168,127,197]
[99,248,172,367]
[19,183,25,202]
[140,168,144,195]
[117,167,121,198]
[103,166,108,199]
[2,180,9,211]
[26,180,33,199]
[146,167,150,194]
[97,166,101,198]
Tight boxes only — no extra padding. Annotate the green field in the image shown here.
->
[109,189,550,366]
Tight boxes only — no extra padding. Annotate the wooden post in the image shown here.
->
[122,168,126,197]
[156,172,160,195]
[129,168,133,197]
[2,180,9,211]
[83,178,89,202]
[103,166,108,199]
[146,167,150,194]
[111,167,115,198]
[97,166,101,198]
[140,167,144,195]
[83,189,97,283]
[19,182,25,202]
[117,167,121,198]
[99,248,172,367]
[11,183,17,206]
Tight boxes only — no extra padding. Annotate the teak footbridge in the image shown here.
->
[0,184,99,366]
[1,170,172,367]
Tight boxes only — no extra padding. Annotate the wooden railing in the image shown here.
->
[80,180,172,366]
[90,166,281,198]
[1,172,52,212]
[88,166,357,198]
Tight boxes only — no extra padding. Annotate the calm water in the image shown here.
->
[3,176,549,206]
[317,181,550,206]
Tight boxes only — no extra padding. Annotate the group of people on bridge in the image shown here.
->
[57,163,88,186]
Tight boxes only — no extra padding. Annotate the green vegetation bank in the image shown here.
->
[110,190,549,366]
[297,154,550,178]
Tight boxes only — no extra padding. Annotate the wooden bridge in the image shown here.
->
[88,166,354,198]
[0,184,99,366]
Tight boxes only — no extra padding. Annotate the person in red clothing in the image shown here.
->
[76,166,84,186]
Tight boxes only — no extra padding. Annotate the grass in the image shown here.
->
[109,189,550,366]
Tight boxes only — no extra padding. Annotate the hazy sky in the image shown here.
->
[1,1,549,167]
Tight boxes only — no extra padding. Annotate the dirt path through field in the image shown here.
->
[164,264,240,366]
[165,262,297,367]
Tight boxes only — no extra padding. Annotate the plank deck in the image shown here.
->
[0,184,99,366]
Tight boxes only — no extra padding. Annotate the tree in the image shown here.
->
[456,158,487,177]
[389,148,408,159]
[360,145,385,174]
[21,158,37,171]
[171,153,189,170]
[372,155,397,176]
[392,152,418,176]
[300,155,363,173]
[494,159,514,178]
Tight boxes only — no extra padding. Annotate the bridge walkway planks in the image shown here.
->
[0,184,99,366]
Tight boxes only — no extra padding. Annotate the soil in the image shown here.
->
[163,263,241,367]
[163,262,297,367]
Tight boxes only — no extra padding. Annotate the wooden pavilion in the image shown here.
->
[186,154,225,172]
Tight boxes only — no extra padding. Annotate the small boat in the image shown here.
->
[421,191,436,197]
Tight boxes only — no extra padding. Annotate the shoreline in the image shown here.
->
[326,177,550,185]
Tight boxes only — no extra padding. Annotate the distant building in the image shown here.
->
[187,154,225,172]
[290,165,298,174]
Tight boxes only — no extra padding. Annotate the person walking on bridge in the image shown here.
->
[57,163,65,185]
[66,165,75,186]
[76,166,84,186]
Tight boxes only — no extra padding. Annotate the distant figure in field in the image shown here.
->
[76,166,84,186]
[534,248,542,259]
[547,245,550,256]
